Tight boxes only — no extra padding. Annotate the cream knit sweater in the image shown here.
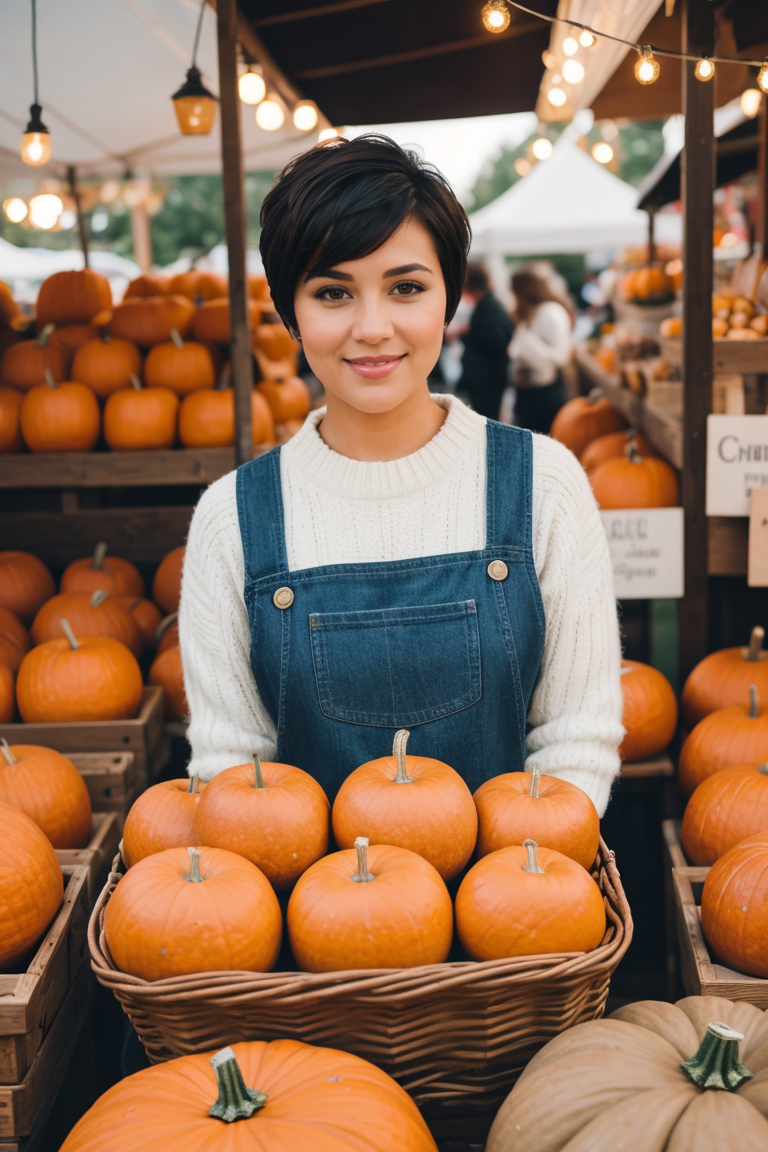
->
[179,394,624,816]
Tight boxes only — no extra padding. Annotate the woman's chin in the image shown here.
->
[328,378,424,415]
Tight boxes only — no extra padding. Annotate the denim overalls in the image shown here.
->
[236,420,545,799]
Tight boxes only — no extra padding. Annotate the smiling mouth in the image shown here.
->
[344,355,406,365]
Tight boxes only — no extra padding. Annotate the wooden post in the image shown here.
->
[756,97,768,252]
[216,0,253,464]
[129,204,153,273]
[66,166,89,269]
[646,209,656,265]
[679,0,715,678]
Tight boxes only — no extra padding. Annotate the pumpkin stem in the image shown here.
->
[758,763,768,777]
[170,327,184,349]
[586,388,603,405]
[253,754,265,790]
[59,619,80,649]
[209,1047,267,1122]
[749,683,759,719]
[129,373,142,392]
[522,838,544,875]
[90,589,109,608]
[0,738,17,766]
[188,774,200,794]
[680,1022,754,1092]
[352,836,374,883]
[186,847,203,883]
[747,626,765,662]
[44,368,58,390]
[392,729,414,784]
[92,542,108,570]
[627,441,641,464]
[37,323,55,347]
[528,767,541,799]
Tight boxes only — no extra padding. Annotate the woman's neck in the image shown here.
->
[317,386,447,462]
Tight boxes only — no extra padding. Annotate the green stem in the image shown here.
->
[0,738,17,766]
[186,847,203,883]
[59,619,80,649]
[529,767,541,799]
[170,327,184,349]
[747,627,765,661]
[680,1022,754,1091]
[749,683,759,719]
[92,542,108,570]
[758,764,768,777]
[587,388,603,405]
[352,836,374,883]
[90,589,108,608]
[392,729,414,783]
[37,323,55,347]
[209,1047,267,1122]
[44,368,57,389]
[129,374,142,391]
[253,754,265,790]
[522,839,544,875]
[188,774,200,794]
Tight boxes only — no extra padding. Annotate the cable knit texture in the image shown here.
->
[179,394,624,815]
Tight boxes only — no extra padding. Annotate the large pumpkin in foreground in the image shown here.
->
[58,1040,438,1152]
[681,763,768,865]
[701,833,768,978]
[0,800,63,969]
[487,996,768,1152]
[122,777,205,867]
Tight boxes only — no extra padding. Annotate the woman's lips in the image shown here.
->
[344,354,406,379]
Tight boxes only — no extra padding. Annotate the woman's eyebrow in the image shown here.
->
[384,263,433,277]
[304,268,353,282]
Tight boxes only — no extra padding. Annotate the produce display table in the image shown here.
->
[55,813,122,905]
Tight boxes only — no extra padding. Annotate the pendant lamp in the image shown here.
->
[172,0,218,135]
[21,0,51,166]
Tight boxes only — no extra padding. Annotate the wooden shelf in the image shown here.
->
[660,335,768,374]
[620,753,674,779]
[0,506,194,564]
[0,446,271,489]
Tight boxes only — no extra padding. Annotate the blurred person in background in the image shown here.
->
[456,262,514,419]
[509,267,572,435]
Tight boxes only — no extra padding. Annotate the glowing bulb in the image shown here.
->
[20,131,52,167]
[562,37,579,57]
[29,193,62,230]
[318,126,341,142]
[562,59,585,84]
[3,198,28,223]
[238,69,266,105]
[532,137,553,160]
[740,88,762,118]
[542,50,558,69]
[635,47,660,85]
[256,97,285,131]
[514,158,531,176]
[591,142,614,165]
[695,57,715,82]
[547,87,567,107]
[481,0,510,33]
[579,30,596,48]
[293,100,318,132]
[758,60,768,94]
[600,120,619,142]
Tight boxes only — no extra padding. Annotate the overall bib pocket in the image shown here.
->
[309,600,482,727]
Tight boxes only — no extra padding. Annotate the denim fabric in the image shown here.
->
[236,421,545,799]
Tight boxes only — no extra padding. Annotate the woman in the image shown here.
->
[179,135,623,817]
[456,263,513,419]
[509,267,573,435]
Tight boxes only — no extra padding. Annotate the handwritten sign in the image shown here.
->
[600,507,684,599]
[706,415,768,516]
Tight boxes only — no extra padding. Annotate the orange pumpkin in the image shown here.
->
[288,837,453,972]
[48,324,99,367]
[0,740,91,849]
[256,375,311,424]
[0,280,19,326]
[71,335,142,400]
[579,428,657,476]
[191,298,261,345]
[0,385,23,452]
[0,606,31,672]
[61,542,144,598]
[0,551,56,623]
[123,274,170,299]
[253,323,299,363]
[178,386,275,448]
[473,767,600,870]
[679,685,768,797]
[0,664,13,722]
[701,832,768,977]
[152,547,185,614]
[456,839,606,961]
[16,619,143,723]
[168,270,228,302]
[681,626,768,730]
[619,659,678,761]
[148,644,187,721]
[144,330,215,395]
[31,589,143,659]
[682,763,768,865]
[0,800,63,969]
[115,596,162,650]
[1,331,68,391]
[590,442,680,509]
[36,270,112,328]
[249,272,271,301]
[20,376,100,453]
[58,1040,438,1152]
[194,755,329,889]
[103,378,179,450]
[631,266,675,302]
[332,730,477,881]
[105,845,282,979]
[109,295,195,347]
[123,777,206,868]
[550,389,627,458]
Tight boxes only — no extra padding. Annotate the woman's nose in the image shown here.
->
[350,297,396,344]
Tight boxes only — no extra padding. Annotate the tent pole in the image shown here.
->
[216,0,253,465]
[67,165,90,269]
[130,204,153,273]
[646,208,656,265]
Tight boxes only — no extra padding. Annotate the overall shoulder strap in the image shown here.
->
[236,446,289,581]
[485,420,533,553]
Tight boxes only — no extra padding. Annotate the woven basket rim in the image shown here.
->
[88,837,632,1000]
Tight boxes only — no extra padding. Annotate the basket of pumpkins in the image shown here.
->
[89,732,631,1109]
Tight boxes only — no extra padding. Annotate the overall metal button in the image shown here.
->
[273,586,294,609]
[487,560,509,581]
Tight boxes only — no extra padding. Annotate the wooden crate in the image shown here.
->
[0,687,168,788]
[662,818,686,871]
[55,813,121,904]
[0,865,89,1086]
[67,752,139,829]
[621,753,675,780]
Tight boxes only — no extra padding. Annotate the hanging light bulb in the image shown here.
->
[591,142,614,165]
[256,96,285,131]
[3,198,28,223]
[481,0,510,33]
[740,88,762,118]
[514,158,531,176]
[562,59,585,84]
[238,67,266,105]
[542,50,558,69]
[547,87,567,108]
[318,126,342,143]
[579,30,596,48]
[635,47,660,85]
[531,137,553,160]
[172,0,218,135]
[29,193,62,230]
[758,60,768,94]
[562,37,579,57]
[293,100,319,132]
[20,0,51,166]
[695,57,715,82]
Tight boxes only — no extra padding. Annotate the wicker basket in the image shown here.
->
[89,839,631,1109]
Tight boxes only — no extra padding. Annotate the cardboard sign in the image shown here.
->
[748,487,768,587]
[706,415,768,516]
[600,507,684,600]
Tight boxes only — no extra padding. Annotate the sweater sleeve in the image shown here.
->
[526,436,624,816]
[179,471,277,781]
[509,302,572,374]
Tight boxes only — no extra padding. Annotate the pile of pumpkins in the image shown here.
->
[0,268,311,455]
[659,290,768,341]
[105,733,608,981]
[618,265,676,306]
[551,387,681,509]
[0,543,187,726]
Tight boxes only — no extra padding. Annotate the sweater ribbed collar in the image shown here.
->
[281,394,487,501]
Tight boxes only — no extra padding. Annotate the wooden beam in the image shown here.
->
[216,0,253,466]
[253,0,395,26]
[679,0,715,678]
[757,97,768,251]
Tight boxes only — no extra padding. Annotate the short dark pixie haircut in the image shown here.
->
[259,134,471,333]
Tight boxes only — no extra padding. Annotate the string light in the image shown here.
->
[635,47,660,85]
[29,193,62,230]
[531,137,553,160]
[579,30,596,48]
[318,127,342,143]
[21,0,51,166]
[695,57,715,82]
[562,36,579,57]
[3,198,28,223]
[542,50,557,69]
[481,0,510,33]
[238,67,266,105]
[293,100,319,131]
[740,88,762,117]
[547,87,567,107]
[171,0,217,135]
[591,142,614,164]
[256,96,285,131]
[758,60,768,94]
[562,59,585,84]
[600,120,619,141]
[514,158,531,176]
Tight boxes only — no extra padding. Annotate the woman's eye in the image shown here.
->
[316,286,350,302]
[391,281,425,297]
